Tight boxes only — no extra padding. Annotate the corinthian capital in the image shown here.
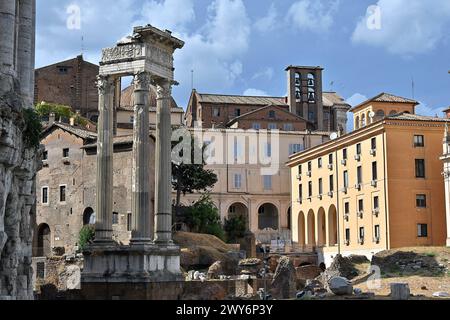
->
[96,75,115,95]
[156,81,172,100]
[133,71,152,90]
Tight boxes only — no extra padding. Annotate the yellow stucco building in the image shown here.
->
[287,93,449,265]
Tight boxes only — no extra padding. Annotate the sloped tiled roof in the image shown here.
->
[41,122,97,140]
[196,92,350,108]
[352,92,419,111]
[386,113,450,122]
[226,105,310,127]
[196,93,287,106]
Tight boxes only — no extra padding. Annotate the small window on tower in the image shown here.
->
[58,66,68,74]
[269,110,276,119]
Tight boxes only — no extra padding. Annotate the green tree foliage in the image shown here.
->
[224,214,247,243]
[185,195,225,240]
[22,108,42,149]
[35,102,88,126]
[172,134,218,217]
[78,225,95,251]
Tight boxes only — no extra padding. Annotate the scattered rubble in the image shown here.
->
[390,283,411,300]
[270,256,297,299]
[328,276,353,296]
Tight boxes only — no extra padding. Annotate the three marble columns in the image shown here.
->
[94,72,173,246]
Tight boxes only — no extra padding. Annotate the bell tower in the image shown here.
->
[287,65,324,131]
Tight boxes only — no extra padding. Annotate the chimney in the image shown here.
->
[49,112,56,126]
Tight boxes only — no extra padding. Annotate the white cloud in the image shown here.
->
[243,88,269,96]
[251,67,274,81]
[172,0,251,105]
[287,0,340,33]
[346,93,368,107]
[352,0,450,55]
[345,93,368,132]
[415,102,443,117]
[140,0,195,32]
[254,3,278,33]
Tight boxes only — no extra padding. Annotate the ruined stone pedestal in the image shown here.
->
[81,243,183,284]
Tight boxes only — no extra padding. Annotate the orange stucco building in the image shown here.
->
[288,93,449,265]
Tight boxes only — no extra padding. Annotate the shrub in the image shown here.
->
[185,195,225,240]
[78,225,95,251]
[22,108,42,149]
[224,215,247,243]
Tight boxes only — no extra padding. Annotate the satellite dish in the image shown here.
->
[369,111,376,119]
[330,132,338,140]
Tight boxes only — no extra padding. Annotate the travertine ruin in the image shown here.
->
[81,25,185,288]
[0,0,40,300]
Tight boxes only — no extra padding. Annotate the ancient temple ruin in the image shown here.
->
[81,25,185,289]
[0,0,40,300]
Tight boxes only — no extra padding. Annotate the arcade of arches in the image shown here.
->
[297,205,338,247]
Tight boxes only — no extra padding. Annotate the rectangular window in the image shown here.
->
[130,116,134,123]
[318,178,323,196]
[298,165,302,175]
[235,109,241,117]
[308,181,313,198]
[263,176,272,190]
[234,174,242,189]
[358,199,364,212]
[289,144,303,155]
[269,110,276,119]
[372,162,378,181]
[356,143,362,155]
[43,151,48,161]
[329,175,334,192]
[416,194,427,208]
[343,148,348,160]
[357,166,362,184]
[359,227,365,241]
[329,154,333,165]
[112,212,119,225]
[268,123,277,130]
[343,171,349,188]
[63,148,70,158]
[374,196,380,210]
[344,202,350,215]
[371,137,377,150]
[345,229,351,243]
[283,123,293,131]
[299,184,303,200]
[374,225,381,240]
[59,185,66,202]
[127,213,132,231]
[252,123,261,130]
[265,143,272,157]
[308,161,312,172]
[418,224,428,238]
[318,158,323,168]
[415,159,426,178]
[414,135,425,148]
[42,187,49,204]
[213,107,220,117]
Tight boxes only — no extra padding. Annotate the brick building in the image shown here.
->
[34,55,99,122]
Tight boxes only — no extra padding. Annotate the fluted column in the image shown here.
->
[130,71,153,244]
[154,80,173,245]
[0,0,16,72]
[17,0,35,108]
[94,75,115,243]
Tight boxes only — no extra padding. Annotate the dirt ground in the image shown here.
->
[352,247,450,299]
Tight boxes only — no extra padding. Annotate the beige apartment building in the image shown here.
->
[288,93,449,265]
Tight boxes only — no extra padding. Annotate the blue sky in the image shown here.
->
[36,0,450,128]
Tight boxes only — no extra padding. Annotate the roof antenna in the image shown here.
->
[411,76,415,100]
[191,69,194,91]
[81,35,85,56]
